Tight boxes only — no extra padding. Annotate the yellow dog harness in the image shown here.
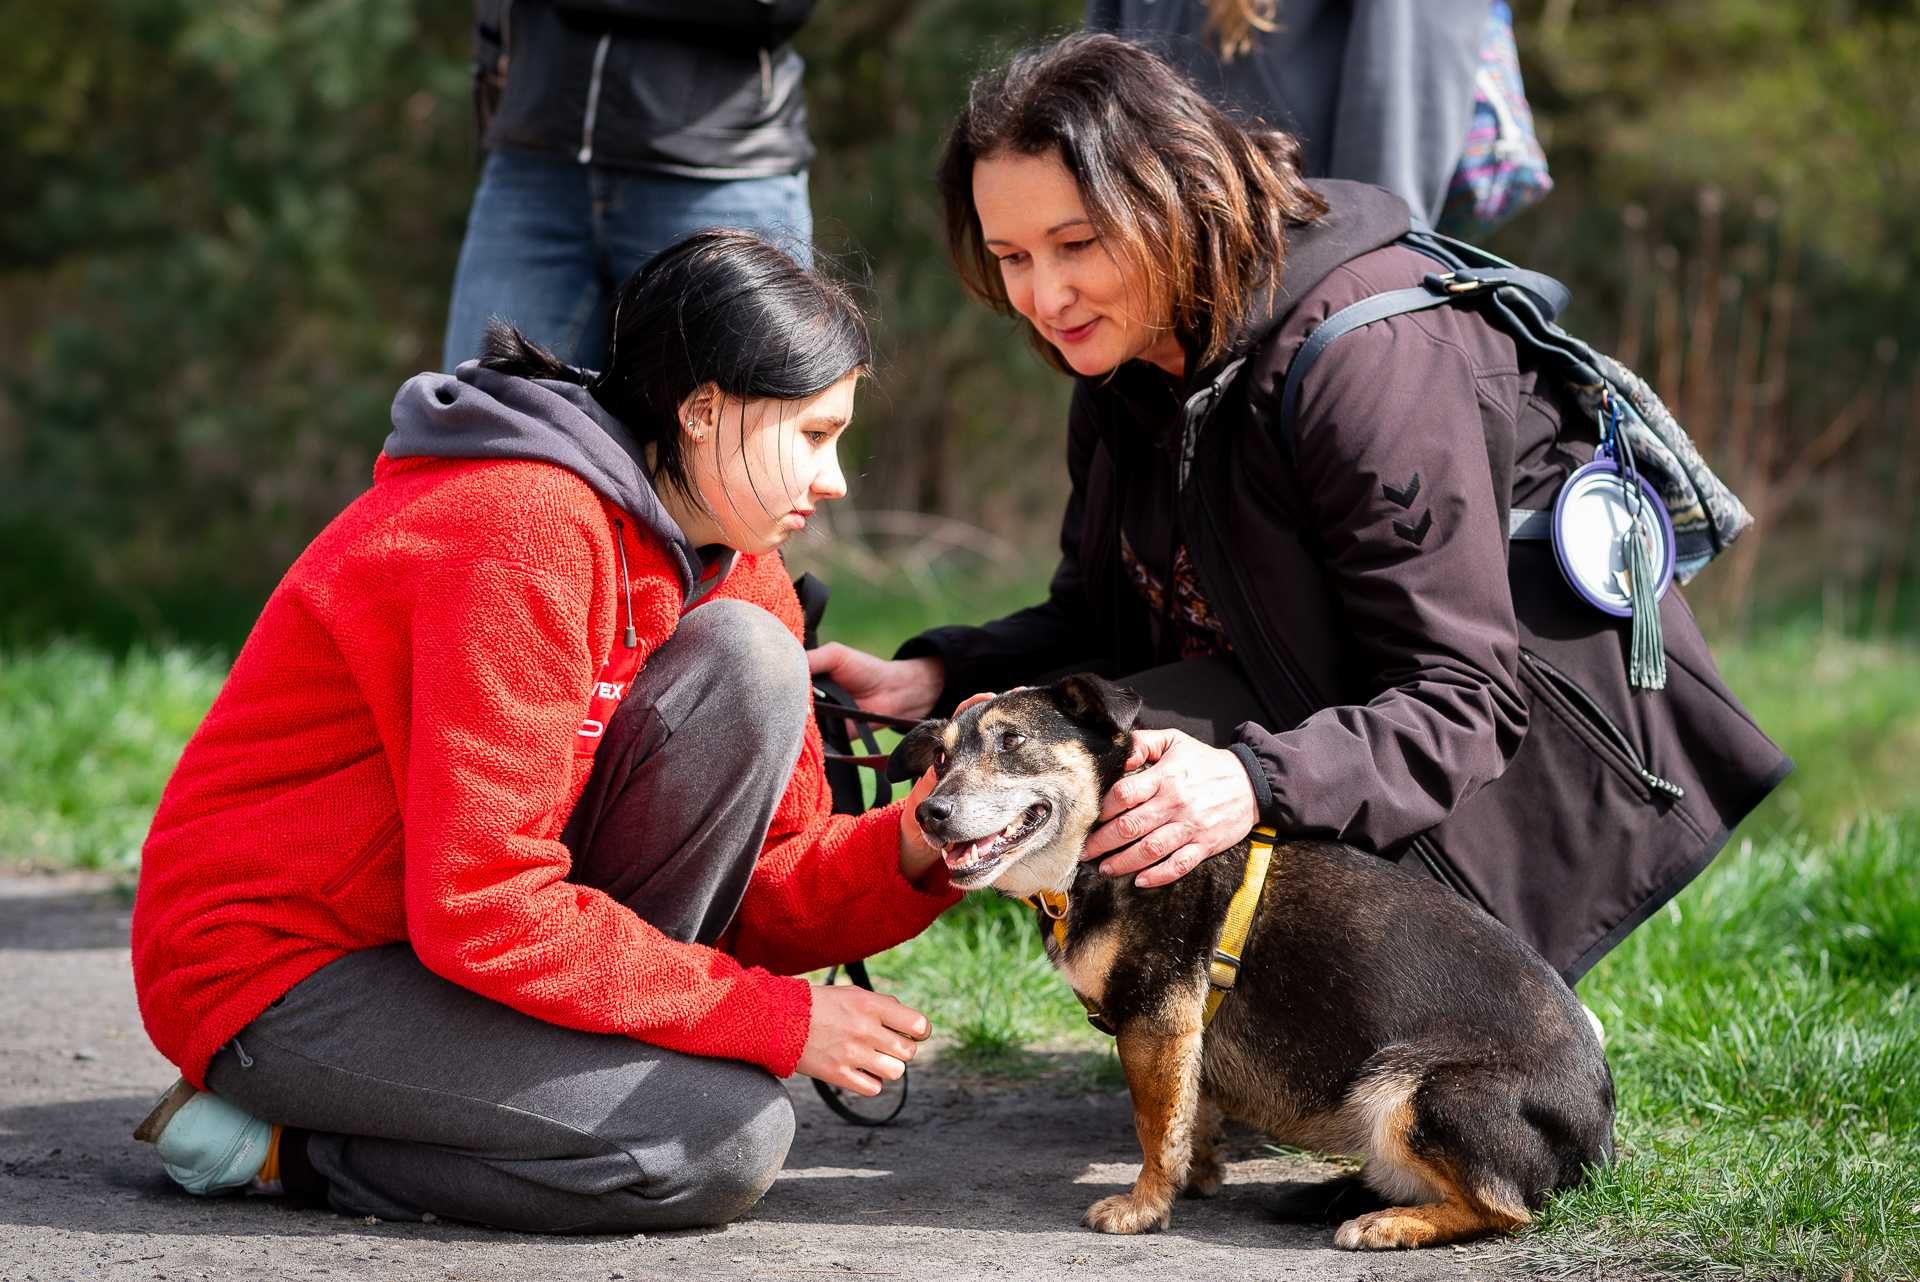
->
[1023,826,1279,1033]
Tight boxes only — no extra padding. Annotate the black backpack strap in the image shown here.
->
[1277,240,1574,452]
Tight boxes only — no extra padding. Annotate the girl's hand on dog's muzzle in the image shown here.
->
[897,766,946,882]
[796,984,931,1097]
[1082,727,1258,888]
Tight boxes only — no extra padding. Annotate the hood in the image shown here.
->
[1235,178,1414,356]
[384,362,734,605]
[1268,180,1414,316]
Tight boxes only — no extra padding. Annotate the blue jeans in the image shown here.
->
[441,147,813,372]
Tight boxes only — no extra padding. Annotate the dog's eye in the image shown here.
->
[935,750,948,772]
[998,731,1027,752]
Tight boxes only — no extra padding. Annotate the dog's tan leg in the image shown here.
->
[1182,1093,1225,1199]
[1333,1086,1530,1250]
[1332,1192,1528,1250]
[1084,1016,1204,1234]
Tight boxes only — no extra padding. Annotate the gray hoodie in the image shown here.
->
[1086,0,1485,225]
[384,360,735,608]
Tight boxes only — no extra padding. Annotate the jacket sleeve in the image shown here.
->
[1233,307,1528,851]
[698,551,962,975]
[398,557,814,1078]
[895,382,1106,713]
[722,762,961,977]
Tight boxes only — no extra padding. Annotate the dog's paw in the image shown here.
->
[1084,1193,1171,1234]
[1181,1161,1223,1199]
[1332,1208,1440,1251]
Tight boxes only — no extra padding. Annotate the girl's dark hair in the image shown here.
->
[937,32,1328,374]
[478,228,870,505]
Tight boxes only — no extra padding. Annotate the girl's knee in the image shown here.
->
[676,599,810,734]
[679,1087,796,1225]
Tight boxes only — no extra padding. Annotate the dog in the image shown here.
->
[889,674,1615,1250]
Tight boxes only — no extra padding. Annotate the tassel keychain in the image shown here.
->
[1550,388,1675,691]
[1604,393,1666,690]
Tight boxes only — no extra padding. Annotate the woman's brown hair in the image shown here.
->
[936,32,1326,375]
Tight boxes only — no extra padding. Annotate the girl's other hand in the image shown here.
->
[796,983,931,1097]
[806,644,943,722]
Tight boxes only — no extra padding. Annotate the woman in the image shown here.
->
[810,36,1787,982]
[131,229,956,1233]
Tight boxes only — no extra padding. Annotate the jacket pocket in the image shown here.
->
[1519,649,1685,803]
[318,811,402,900]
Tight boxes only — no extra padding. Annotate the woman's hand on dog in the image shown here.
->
[807,643,945,721]
[797,983,931,1097]
[1083,727,1258,888]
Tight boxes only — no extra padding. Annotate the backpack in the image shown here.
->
[1178,227,1752,690]
[1274,229,1751,579]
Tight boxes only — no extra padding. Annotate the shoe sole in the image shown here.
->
[133,1079,197,1144]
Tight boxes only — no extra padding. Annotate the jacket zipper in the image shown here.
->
[318,811,402,898]
[1520,649,1685,801]
[577,32,612,163]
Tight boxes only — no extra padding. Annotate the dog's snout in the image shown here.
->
[916,795,954,832]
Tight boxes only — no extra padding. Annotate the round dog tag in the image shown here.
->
[1551,458,1676,618]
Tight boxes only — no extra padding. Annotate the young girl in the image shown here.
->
[131,230,956,1233]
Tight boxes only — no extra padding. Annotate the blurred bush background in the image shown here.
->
[2,0,1915,650]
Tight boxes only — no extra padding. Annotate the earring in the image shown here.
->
[687,418,703,442]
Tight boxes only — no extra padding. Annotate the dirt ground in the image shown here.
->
[1,867,1545,1282]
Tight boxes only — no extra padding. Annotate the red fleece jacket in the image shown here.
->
[131,454,958,1088]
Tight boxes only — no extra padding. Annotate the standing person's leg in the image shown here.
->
[442,148,606,370]
[599,169,815,286]
[205,602,815,1232]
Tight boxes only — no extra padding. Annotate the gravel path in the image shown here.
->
[1,867,1539,1282]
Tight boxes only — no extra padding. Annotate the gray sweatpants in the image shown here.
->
[205,599,813,1233]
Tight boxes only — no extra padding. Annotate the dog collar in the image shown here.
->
[1202,827,1278,1026]
[1021,891,1116,1033]
[1021,827,1278,1034]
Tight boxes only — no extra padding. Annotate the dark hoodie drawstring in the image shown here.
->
[613,519,638,650]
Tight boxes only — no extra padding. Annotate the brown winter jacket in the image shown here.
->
[903,180,1789,981]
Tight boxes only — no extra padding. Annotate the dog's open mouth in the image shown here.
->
[941,801,1054,887]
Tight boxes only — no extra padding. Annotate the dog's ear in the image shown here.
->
[887,720,949,782]
[1052,674,1144,738]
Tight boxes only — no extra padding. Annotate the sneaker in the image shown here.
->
[1582,1002,1607,1046]
[133,1078,276,1196]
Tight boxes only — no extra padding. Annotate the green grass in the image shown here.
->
[3,608,1917,1278]
[1520,814,1920,1281]
[0,641,226,873]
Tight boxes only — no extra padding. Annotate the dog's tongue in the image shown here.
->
[943,836,999,871]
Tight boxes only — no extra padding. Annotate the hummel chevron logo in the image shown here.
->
[1382,473,1422,508]
[1393,510,1434,546]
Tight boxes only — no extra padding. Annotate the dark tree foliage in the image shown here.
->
[1,0,1913,648]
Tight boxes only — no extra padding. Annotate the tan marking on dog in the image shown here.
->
[1086,1021,1204,1234]
[1331,1081,1531,1250]
[1056,925,1120,1008]
[1345,1070,1443,1204]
